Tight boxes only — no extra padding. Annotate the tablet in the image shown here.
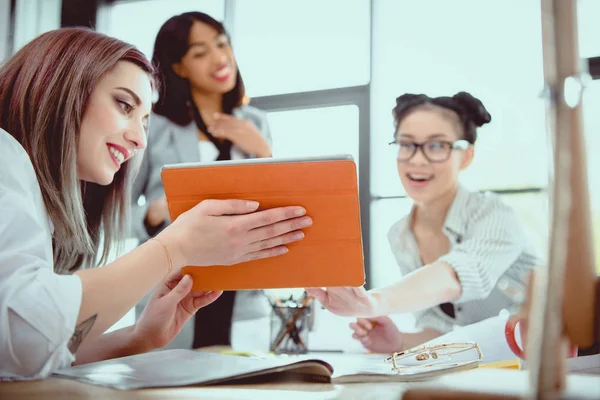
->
[160,154,365,291]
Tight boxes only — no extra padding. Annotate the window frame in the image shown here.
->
[250,84,373,287]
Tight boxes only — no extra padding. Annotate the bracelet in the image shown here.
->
[150,238,172,280]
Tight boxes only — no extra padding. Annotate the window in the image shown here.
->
[231,0,370,97]
[96,0,225,59]
[370,0,547,197]
[266,105,360,169]
[578,0,600,59]
[499,191,549,262]
[583,81,600,273]
[578,0,600,273]
[369,1,553,287]
[12,0,61,53]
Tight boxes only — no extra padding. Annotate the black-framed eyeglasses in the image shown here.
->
[388,139,470,163]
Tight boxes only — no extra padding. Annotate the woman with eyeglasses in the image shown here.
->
[306,92,540,353]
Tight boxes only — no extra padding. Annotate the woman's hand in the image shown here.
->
[208,113,271,158]
[305,287,384,317]
[350,317,404,354]
[132,274,222,350]
[146,195,169,227]
[158,200,311,272]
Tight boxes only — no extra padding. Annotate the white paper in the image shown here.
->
[420,314,516,364]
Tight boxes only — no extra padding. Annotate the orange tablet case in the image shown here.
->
[160,155,365,291]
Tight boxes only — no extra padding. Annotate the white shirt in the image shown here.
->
[197,140,245,162]
[388,185,541,334]
[0,129,82,380]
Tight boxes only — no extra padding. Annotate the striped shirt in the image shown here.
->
[387,185,541,334]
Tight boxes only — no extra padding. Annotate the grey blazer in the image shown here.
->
[131,105,272,241]
[131,105,272,349]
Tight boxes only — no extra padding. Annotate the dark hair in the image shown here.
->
[392,92,492,144]
[151,12,245,126]
[0,27,155,274]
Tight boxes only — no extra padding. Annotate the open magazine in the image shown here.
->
[53,347,480,390]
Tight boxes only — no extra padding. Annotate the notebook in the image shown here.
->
[53,349,480,390]
[160,154,365,291]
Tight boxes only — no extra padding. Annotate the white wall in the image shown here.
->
[12,0,61,53]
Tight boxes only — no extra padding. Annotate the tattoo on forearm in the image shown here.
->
[68,314,97,354]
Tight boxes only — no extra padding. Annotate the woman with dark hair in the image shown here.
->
[0,27,309,380]
[306,92,540,353]
[131,12,274,350]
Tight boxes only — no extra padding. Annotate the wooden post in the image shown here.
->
[529,0,596,397]
[403,1,598,398]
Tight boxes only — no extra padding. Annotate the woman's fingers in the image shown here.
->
[246,230,305,253]
[162,275,194,305]
[239,206,308,232]
[235,246,290,264]
[350,322,369,337]
[192,290,223,310]
[357,318,374,331]
[305,288,327,304]
[198,199,260,216]
[247,216,312,244]
[352,286,369,298]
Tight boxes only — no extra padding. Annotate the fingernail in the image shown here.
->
[182,275,192,285]
[300,217,312,227]
[247,201,259,209]
[279,247,289,254]
[292,232,304,240]
[295,207,306,216]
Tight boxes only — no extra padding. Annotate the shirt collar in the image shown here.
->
[442,184,470,241]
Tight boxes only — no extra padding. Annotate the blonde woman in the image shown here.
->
[0,28,310,380]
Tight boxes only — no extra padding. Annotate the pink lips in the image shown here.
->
[106,143,131,169]
[107,146,120,169]
[406,174,433,189]
[214,74,231,82]
[213,65,232,82]
[407,178,430,188]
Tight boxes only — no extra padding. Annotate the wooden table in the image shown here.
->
[2,368,598,399]
[0,378,409,400]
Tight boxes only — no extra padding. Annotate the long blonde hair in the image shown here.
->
[0,28,155,274]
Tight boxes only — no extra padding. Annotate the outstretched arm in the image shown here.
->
[307,261,461,317]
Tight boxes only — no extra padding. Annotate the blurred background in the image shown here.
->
[1,0,598,350]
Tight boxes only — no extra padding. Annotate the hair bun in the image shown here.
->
[452,92,491,127]
[393,94,430,118]
[395,93,429,107]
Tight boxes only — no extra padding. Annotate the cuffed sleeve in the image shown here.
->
[0,135,82,379]
[2,270,82,379]
[438,199,526,304]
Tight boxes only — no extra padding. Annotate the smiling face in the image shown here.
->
[172,21,237,95]
[395,106,474,204]
[77,61,152,185]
